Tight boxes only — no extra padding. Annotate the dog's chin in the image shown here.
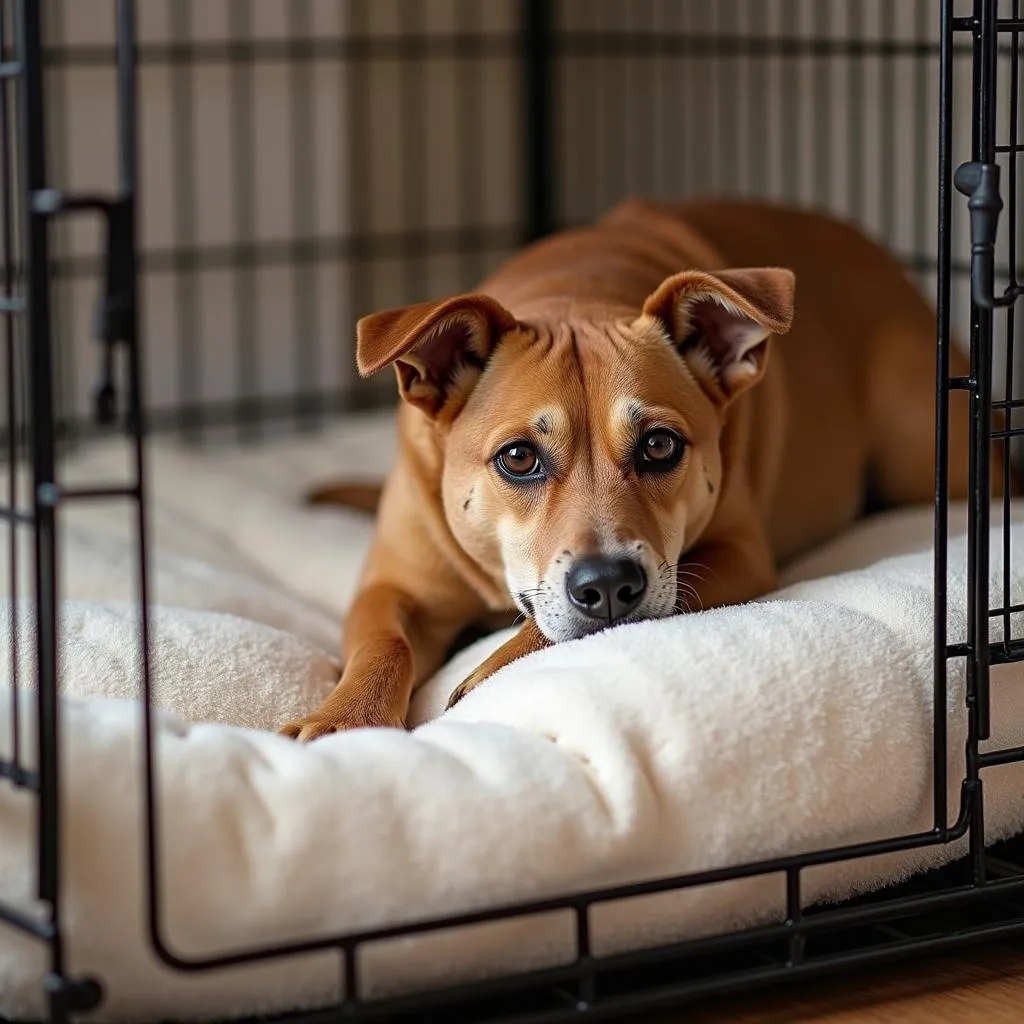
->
[534,606,672,644]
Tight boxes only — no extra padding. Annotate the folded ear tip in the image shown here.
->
[354,346,382,377]
[354,316,381,375]
[760,266,795,294]
[767,268,796,331]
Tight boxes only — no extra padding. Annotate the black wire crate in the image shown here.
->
[1,1,1024,1022]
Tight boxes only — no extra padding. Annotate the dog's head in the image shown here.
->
[357,267,795,642]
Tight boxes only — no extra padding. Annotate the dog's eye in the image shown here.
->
[638,429,685,471]
[496,443,542,479]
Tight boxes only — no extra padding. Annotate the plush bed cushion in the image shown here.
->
[1,412,1023,1021]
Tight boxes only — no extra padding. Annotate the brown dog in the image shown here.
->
[282,197,982,742]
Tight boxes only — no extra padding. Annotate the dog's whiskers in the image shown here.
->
[673,578,703,614]
[657,560,718,606]
[681,560,721,585]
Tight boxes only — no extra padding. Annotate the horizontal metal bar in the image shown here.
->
[0,759,38,789]
[152,820,973,974]
[0,386,383,448]
[989,639,1024,665]
[38,483,141,504]
[300,893,1024,1024]
[32,188,120,216]
[31,239,1005,288]
[989,284,1024,308]
[559,35,1014,61]
[0,506,36,526]
[949,376,977,390]
[40,35,1013,69]
[980,745,1024,768]
[577,873,1024,985]
[571,917,1024,1024]
[989,425,1024,439]
[0,217,999,285]
[904,254,1023,278]
[947,642,972,658]
[346,956,584,1021]
[44,35,518,68]
[0,901,53,941]
[553,34,957,59]
[985,856,1024,879]
[989,602,1024,618]
[44,223,521,280]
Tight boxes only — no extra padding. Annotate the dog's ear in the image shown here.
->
[641,268,795,405]
[356,293,518,417]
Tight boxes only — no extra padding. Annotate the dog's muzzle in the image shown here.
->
[565,556,647,623]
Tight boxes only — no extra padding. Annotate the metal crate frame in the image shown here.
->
[2,1,1024,1021]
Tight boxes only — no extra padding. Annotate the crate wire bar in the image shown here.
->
[0,2,1023,1022]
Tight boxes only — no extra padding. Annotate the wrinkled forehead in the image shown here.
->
[463,323,711,450]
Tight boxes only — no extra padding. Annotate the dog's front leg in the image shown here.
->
[445,619,550,710]
[280,583,463,741]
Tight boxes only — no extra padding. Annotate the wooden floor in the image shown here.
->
[639,940,1024,1023]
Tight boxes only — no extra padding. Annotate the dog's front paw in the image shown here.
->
[444,682,469,711]
[278,707,404,742]
[445,668,489,711]
[444,620,549,711]
[278,715,341,743]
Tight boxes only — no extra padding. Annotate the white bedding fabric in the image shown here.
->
[1,410,1023,1021]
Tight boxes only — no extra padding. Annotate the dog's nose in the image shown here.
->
[565,557,647,622]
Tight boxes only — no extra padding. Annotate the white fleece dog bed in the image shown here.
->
[1,410,1024,1021]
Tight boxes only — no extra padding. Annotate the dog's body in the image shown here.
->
[283,197,978,741]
